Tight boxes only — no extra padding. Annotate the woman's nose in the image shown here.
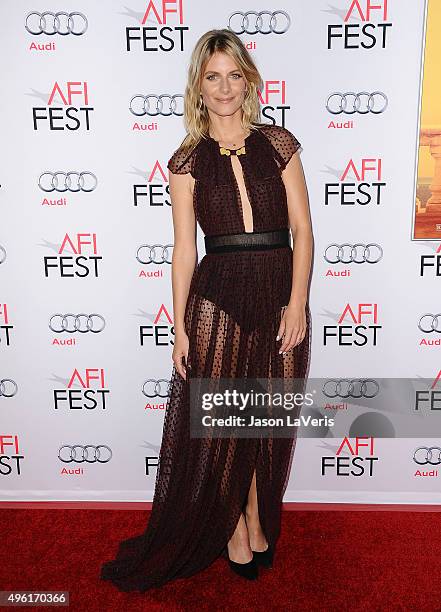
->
[219,78,231,93]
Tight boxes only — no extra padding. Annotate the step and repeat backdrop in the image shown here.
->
[1,0,439,504]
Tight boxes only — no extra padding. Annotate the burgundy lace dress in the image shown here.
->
[100,123,311,592]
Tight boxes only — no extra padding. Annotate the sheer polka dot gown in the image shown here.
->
[100,123,311,592]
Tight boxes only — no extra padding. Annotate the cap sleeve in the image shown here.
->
[167,145,196,176]
[259,124,301,171]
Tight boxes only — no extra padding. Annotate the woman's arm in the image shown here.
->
[283,151,313,306]
[277,152,313,352]
[169,170,197,337]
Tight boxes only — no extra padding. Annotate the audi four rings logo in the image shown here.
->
[413,447,441,465]
[0,379,18,398]
[326,92,388,115]
[49,314,106,333]
[25,11,88,35]
[39,171,97,193]
[228,11,291,35]
[58,445,112,463]
[129,95,184,117]
[142,379,172,398]
[324,244,383,264]
[322,379,380,398]
[136,245,173,265]
[0,245,6,264]
[418,314,441,333]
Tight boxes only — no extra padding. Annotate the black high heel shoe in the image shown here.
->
[252,542,274,569]
[224,546,258,580]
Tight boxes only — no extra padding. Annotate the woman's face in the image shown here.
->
[200,51,247,118]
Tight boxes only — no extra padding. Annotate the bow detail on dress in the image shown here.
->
[219,146,246,156]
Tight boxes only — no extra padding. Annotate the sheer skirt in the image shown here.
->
[100,246,311,592]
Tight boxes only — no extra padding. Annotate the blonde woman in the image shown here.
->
[101,28,312,591]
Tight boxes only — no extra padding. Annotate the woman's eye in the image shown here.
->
[205,74,242,81]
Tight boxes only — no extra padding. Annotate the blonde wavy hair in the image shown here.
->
[179,29,264,154]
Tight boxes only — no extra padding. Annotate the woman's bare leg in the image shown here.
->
[227,513,253,563]
[245,470,268,551]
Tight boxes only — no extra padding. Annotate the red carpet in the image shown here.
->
[1,506,439,611]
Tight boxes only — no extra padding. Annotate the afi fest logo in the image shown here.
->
[43,233,102,278]
[133,161,171,208]
[140,304,175,347]
[327,0,392,49]
[259,80,290,125]
[323,303,381,346]
[125,0,188,52]
[324,158,386,207]
[53,369,110,411]
[0,304,13,347]
[32,81,93,131]
[322,437,379,476]
[0,436,24,476]
[414,370,441,413]
[145,454,159,476]
[420,244,441,277]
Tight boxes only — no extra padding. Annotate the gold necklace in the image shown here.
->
[219,146,246,156]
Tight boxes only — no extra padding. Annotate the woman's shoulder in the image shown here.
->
[167,137,205,176]
[256,123,300,149]
[255,123,301,169]
[167,143,195,176]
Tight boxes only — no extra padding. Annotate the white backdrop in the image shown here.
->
[1,0,437,504]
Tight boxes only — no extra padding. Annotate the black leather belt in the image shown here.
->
[204,228,291,254]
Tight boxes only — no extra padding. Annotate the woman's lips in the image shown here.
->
[217,98,233,103]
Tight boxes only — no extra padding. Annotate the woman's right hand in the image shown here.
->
[172,330,190,380]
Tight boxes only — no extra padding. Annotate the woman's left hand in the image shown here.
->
[277,301,307,354]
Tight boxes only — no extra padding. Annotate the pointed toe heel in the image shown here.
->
[223,546,258,580]
[228,557,258,580]
[252,543,274,569]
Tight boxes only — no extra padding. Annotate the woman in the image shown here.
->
[100,28,312,591]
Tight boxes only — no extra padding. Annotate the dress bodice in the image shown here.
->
[167,123,301,238]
